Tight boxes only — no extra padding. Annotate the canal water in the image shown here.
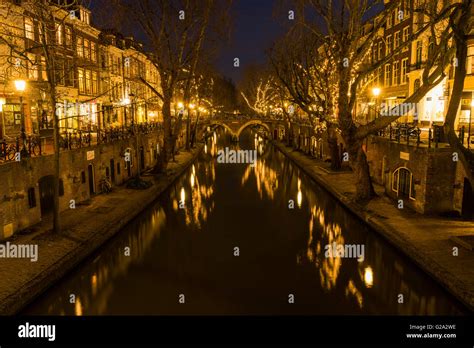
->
[24,129,468,315]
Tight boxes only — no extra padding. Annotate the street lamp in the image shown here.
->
[15,79,28,158]
[372,87,381,120]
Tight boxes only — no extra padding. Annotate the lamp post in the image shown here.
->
[15,80,28,158]
[372,87,381,122]
[0,98,5,139]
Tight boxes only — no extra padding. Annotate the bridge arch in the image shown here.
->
[207,121,237,137]
[236,120,270,138]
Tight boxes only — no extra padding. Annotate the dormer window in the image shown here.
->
[80,8,90,24]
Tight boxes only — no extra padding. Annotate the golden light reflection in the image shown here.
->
[180,187,186,204]
[241,158,278,199]
[364,266,374,288]
[75,297,83,316]
[204,144,207,154]
[190,173,195,187]
[345,280,363,308]
[91,274,97,296]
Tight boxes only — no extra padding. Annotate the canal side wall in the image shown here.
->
[0,145,203,315]
[0,131,162,240]
[366,136,459,215]
[273,141,474,312]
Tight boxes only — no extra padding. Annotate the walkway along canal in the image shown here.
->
[23,129,469,315]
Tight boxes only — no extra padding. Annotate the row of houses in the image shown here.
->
[0,0,163,141]
[357,0,474,132]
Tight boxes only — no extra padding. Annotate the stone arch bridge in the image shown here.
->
[202,116,278,141]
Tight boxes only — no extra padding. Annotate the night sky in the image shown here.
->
[215,0,286,84]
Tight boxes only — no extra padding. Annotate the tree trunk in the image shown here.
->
[52,98,60,234]
[156,96,173,172]
[327,124,341,170]
[349,140,375,202]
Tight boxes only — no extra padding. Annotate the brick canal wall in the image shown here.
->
[366,136,463,215]
[0,131,163,240]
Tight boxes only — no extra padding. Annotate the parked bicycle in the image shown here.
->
[99,176,112,194]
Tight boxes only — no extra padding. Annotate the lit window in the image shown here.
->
[84,39,90,60]
[65,27,72,47]
[56,24,63,45]
[91,42,96,62]
[385,64,391,87]
[401,58,408,84]
[393,61,400,86]
[386,35,392,55]
[394,31,400,50]
[85,70,91,94]
[25,18,34,40]
[77,36,83,57]
[78,68,85,93]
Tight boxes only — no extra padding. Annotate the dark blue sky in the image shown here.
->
[215,0,285,84]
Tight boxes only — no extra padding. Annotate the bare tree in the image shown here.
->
[291,0,459,201]
[107,0,231,172]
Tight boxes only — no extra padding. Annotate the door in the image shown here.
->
[462,178,474,220]
[88,164,95,195]
[110,159,115,184]
[140,147,145,170]
[398,168,411,198]
[38,175,55,217]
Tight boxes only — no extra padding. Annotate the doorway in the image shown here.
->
[38,175,55,217]
[462,178,474,219]
[110,159,115,184]
[88,164,95,195]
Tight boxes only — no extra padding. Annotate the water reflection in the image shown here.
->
[23,128,468,315]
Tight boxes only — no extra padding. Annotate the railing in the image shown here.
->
[0,135,42,162]
[0,122,162,164]
[377,123,473,149]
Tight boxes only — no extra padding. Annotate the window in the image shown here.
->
[392,167,416,200]
[25,18,34,40]
[385,64,391,87]
[393,61,400,85]
[27,53,38,80]
[467,45,474,74]
[403,26,409,43]
[414,78,421,91]
[92,71,98,94]
[84,39,90,60]
[78,68,85,93]
[394,31,400,50]
[402,27,409,52]
[386,35,392,55]
[41,57,47,81]
[77,36,83,57]
[428,37,435,59]
[85,69,91,94]
[65,26,72,47]
[387,12,393,28]
[91,42,97,62]
[402,58,408,84]
[56,24,63,45]
[416,41,422,68]
[378,42,383,59]
[81,171,86,183]
[27,187,36,208]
